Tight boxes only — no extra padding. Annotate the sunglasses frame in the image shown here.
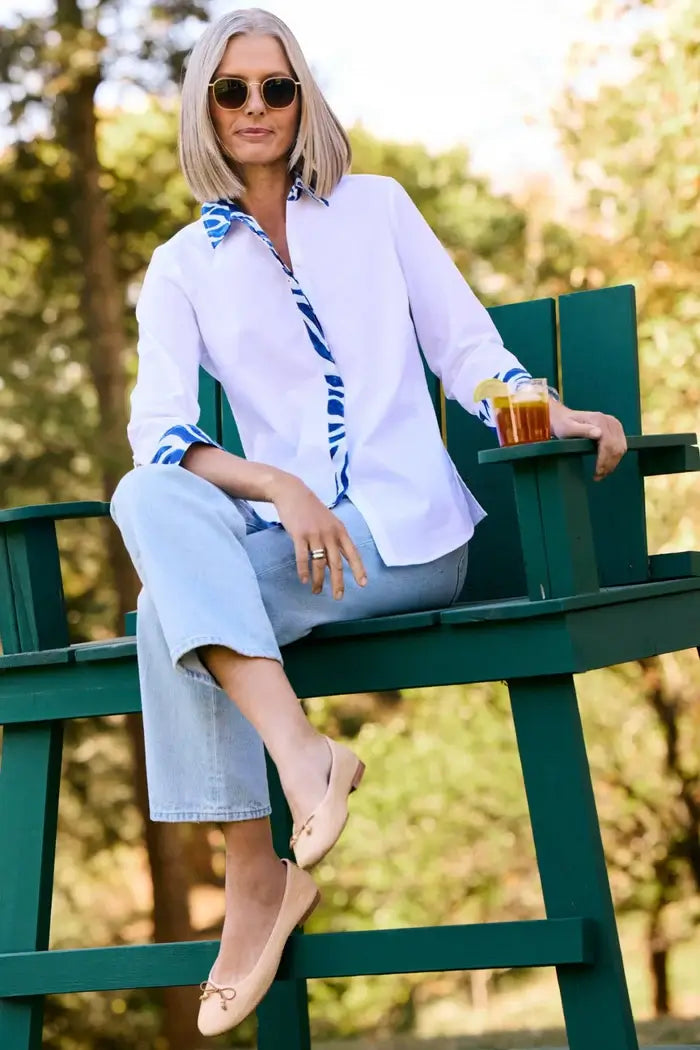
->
[208,75,301,111]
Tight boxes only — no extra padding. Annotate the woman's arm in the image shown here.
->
[130,249,367,591]
[129,246,224,467]
[387,178,626,479]
[386,177,531,426]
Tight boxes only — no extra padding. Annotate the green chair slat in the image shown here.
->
[0,918,593,996]
[197,368,222,443]
[0,532,20,655]
[559,286,648,586]
[5,522,69,652]
[444,297,559,603]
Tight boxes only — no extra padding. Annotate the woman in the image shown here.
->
[111,7,626,1037]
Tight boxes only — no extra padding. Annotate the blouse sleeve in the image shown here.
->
[387,177,532,428]
[127,246,223,466]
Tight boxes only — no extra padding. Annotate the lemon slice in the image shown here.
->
[473,378,509,403]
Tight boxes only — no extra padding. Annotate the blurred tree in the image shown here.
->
[1,4,210,1047]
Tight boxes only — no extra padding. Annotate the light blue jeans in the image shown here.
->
[110,465,469,822]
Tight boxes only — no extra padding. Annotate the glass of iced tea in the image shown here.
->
[494,378,551,448]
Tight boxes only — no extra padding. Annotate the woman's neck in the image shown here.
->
[239,162,292,226]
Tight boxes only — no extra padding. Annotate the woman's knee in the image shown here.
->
[111,462,247,538]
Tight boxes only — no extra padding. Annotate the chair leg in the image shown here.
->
[0,722,63,1050]
[509,675,638,1050]
[256,755,312,1050]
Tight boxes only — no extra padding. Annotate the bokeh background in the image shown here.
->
[0,0,699,1047]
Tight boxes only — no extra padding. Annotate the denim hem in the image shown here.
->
[170,634,282,685]
[149,804,272,823]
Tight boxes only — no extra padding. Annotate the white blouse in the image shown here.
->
[128,173,532,565]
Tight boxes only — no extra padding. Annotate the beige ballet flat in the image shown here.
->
[290,737,366,870]
[197,859,320,1038]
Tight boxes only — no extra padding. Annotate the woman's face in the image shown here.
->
[209,33,300,173]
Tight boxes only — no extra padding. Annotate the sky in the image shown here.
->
[3,0,652,195]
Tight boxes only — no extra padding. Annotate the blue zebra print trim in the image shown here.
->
[152,423,223,465]
[201,177,351,507]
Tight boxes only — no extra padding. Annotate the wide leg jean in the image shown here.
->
[110,464,469,822]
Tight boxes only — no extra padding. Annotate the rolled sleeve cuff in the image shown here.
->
[151,423,224,465]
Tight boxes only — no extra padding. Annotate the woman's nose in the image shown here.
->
[245,83,266,114]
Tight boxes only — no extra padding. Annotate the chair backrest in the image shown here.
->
[198,284,648,603]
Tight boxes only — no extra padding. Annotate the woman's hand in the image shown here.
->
[549,400,627,481]
[268,472,368,598]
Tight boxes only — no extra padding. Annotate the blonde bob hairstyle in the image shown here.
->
[179,7,352,202]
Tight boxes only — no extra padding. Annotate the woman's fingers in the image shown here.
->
[308,533,327,595]
[324,540,346,600]
[292,521,368,597]
[552,407,627,481]
[294,535,311,585]
[593,415,627,480]
[339,531,368,588]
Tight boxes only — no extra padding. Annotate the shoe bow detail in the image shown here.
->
[289,814,315,849]
[199,980,236,1010]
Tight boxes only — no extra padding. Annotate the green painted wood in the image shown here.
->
[0,501,110,524]
[0,648,73,670]
[0,917,593,996]
[197,367,222,443]
[480,437,595,464]
[73,639,136,661]
[0,531,20,656]
[124,610,137,635]
[511,462,551,601]
[648,552,700,579]
[440,576,700,622]
[257,754,311,1050]
[5,522,69,652]
[638,441,699,475]
[0,722,64,1050]
[508,675,638,1050]
[559,286,648,588]
[566,588,700,672]
[444,297,559,603]
[532,456,599,599]
[479,433,697,465]
[0,658,141,723]
[310,609,439,638]
[2,579,699,724]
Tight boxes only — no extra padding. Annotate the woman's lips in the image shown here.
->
[236,128,273,139]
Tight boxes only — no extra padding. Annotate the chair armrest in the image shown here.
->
[478,433,698,469]
[0,501,111,524]
[477,434,698,601]
[0,501,111,654]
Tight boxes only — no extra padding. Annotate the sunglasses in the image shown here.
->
[208,76,300,111]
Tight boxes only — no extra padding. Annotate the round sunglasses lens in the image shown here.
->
[213,79,247,109]
[262,77,297,108]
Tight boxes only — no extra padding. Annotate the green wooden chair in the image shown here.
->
[1,284,698,1050]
